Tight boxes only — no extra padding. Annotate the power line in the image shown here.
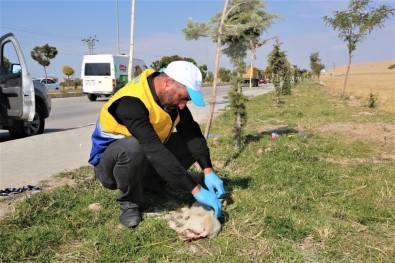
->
[2,24,75,40]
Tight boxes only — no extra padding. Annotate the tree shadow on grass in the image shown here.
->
[222,125,300,168]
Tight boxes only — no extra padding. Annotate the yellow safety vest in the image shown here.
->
[99,69,180,143]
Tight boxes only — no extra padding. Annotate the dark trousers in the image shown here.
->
[94,133,195,206]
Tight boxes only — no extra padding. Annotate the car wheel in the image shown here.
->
[87,94,97,101]
[9,104,45,139]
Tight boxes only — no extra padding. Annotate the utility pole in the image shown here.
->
[116,0,120,54]
[128,0,136,81]
[82,36,99,55]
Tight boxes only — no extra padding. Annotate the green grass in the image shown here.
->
[1,82,394,262]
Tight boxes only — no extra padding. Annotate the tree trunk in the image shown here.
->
[235,110,241,148]
[44,66,48,89]
[204,0,229,139]
[249,52,253,89]
[341,53,352,99]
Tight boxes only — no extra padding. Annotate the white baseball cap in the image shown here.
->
[164,61,205,106]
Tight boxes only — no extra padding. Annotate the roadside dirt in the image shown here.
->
[316,122,395,161]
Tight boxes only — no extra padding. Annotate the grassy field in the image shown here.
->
[1,80,394,262]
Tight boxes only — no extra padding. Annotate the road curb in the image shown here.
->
[49,92,84,99]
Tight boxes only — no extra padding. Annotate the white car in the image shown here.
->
[1,33,52,138]
[35,78,60,90]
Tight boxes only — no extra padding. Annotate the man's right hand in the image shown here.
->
[193,187,222,218]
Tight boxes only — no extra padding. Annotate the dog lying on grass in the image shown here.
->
[167,201,221,240]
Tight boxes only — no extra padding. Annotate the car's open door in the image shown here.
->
[0,33,35,122]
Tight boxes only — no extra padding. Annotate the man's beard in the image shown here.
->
[158,91,178,112]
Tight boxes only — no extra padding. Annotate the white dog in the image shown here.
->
[167,202,221,240]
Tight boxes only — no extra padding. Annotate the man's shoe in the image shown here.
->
[119,202,142,228]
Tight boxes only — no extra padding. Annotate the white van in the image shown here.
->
[81,54,147,101]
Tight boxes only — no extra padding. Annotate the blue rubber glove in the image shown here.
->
[193,187,222,218]
[204,172,225,198]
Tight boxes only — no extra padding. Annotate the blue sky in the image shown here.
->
[1,0,394,79]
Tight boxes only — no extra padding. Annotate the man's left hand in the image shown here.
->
[204,172,225,198]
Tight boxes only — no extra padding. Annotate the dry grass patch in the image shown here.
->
[316,122,395,148]
[322,60,395,113]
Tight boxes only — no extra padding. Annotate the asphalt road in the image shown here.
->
[0,85,233,142]
[0,84,274,189]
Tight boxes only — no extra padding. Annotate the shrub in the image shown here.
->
[368,92,379,108]
[61,78,81,89]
